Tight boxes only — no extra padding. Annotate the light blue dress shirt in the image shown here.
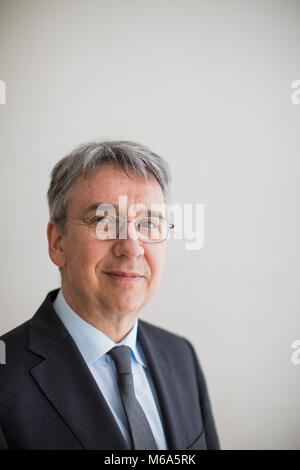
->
[52,289,168,450]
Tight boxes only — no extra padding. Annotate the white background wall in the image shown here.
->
[1,0,300,449]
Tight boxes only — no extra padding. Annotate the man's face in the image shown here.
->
[51,163,166,318]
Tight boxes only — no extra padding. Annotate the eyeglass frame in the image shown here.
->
[62,213,175,244]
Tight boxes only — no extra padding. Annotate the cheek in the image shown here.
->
[147,245,166,285]
[65,233,109,272]
[83,243,111,272]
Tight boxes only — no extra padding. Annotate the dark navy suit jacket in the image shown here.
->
[0,289,220,450]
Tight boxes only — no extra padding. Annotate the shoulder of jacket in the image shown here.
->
[0,319,30,349]
[138,318,193,350]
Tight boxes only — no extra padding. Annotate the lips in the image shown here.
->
[103,271,144,281]
[105,271,142,277]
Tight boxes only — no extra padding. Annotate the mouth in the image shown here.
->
[103,271,144,282]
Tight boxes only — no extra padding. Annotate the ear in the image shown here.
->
[47,221,67,268]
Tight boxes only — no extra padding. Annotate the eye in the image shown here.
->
[141,220,155,226]
[89,216,111,224]
[139,219,160,230]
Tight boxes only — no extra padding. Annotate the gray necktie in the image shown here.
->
[108,345,158,450]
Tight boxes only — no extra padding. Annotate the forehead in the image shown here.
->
[68,163,165,216]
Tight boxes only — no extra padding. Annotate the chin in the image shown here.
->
[97,292,139,313]
[113,302,141,314]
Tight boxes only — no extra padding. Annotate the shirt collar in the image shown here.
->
[52,288,146,367]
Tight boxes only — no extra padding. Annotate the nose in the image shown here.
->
[112,220,145,258]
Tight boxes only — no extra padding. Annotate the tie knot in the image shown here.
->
[108,345,132,375]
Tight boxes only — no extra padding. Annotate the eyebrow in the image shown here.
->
[81,202,165,218]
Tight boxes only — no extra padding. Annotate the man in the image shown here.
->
[0,141,220,450]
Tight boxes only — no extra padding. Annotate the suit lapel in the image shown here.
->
[27,290,129,450]
[137,321,186,450]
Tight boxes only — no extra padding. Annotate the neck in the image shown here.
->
[60,284,137,343]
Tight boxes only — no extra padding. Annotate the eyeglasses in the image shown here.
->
[64,214,175,243]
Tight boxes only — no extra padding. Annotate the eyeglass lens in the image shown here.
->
[89,215,168,241]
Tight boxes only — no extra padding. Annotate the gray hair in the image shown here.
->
[47,140,172,235]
